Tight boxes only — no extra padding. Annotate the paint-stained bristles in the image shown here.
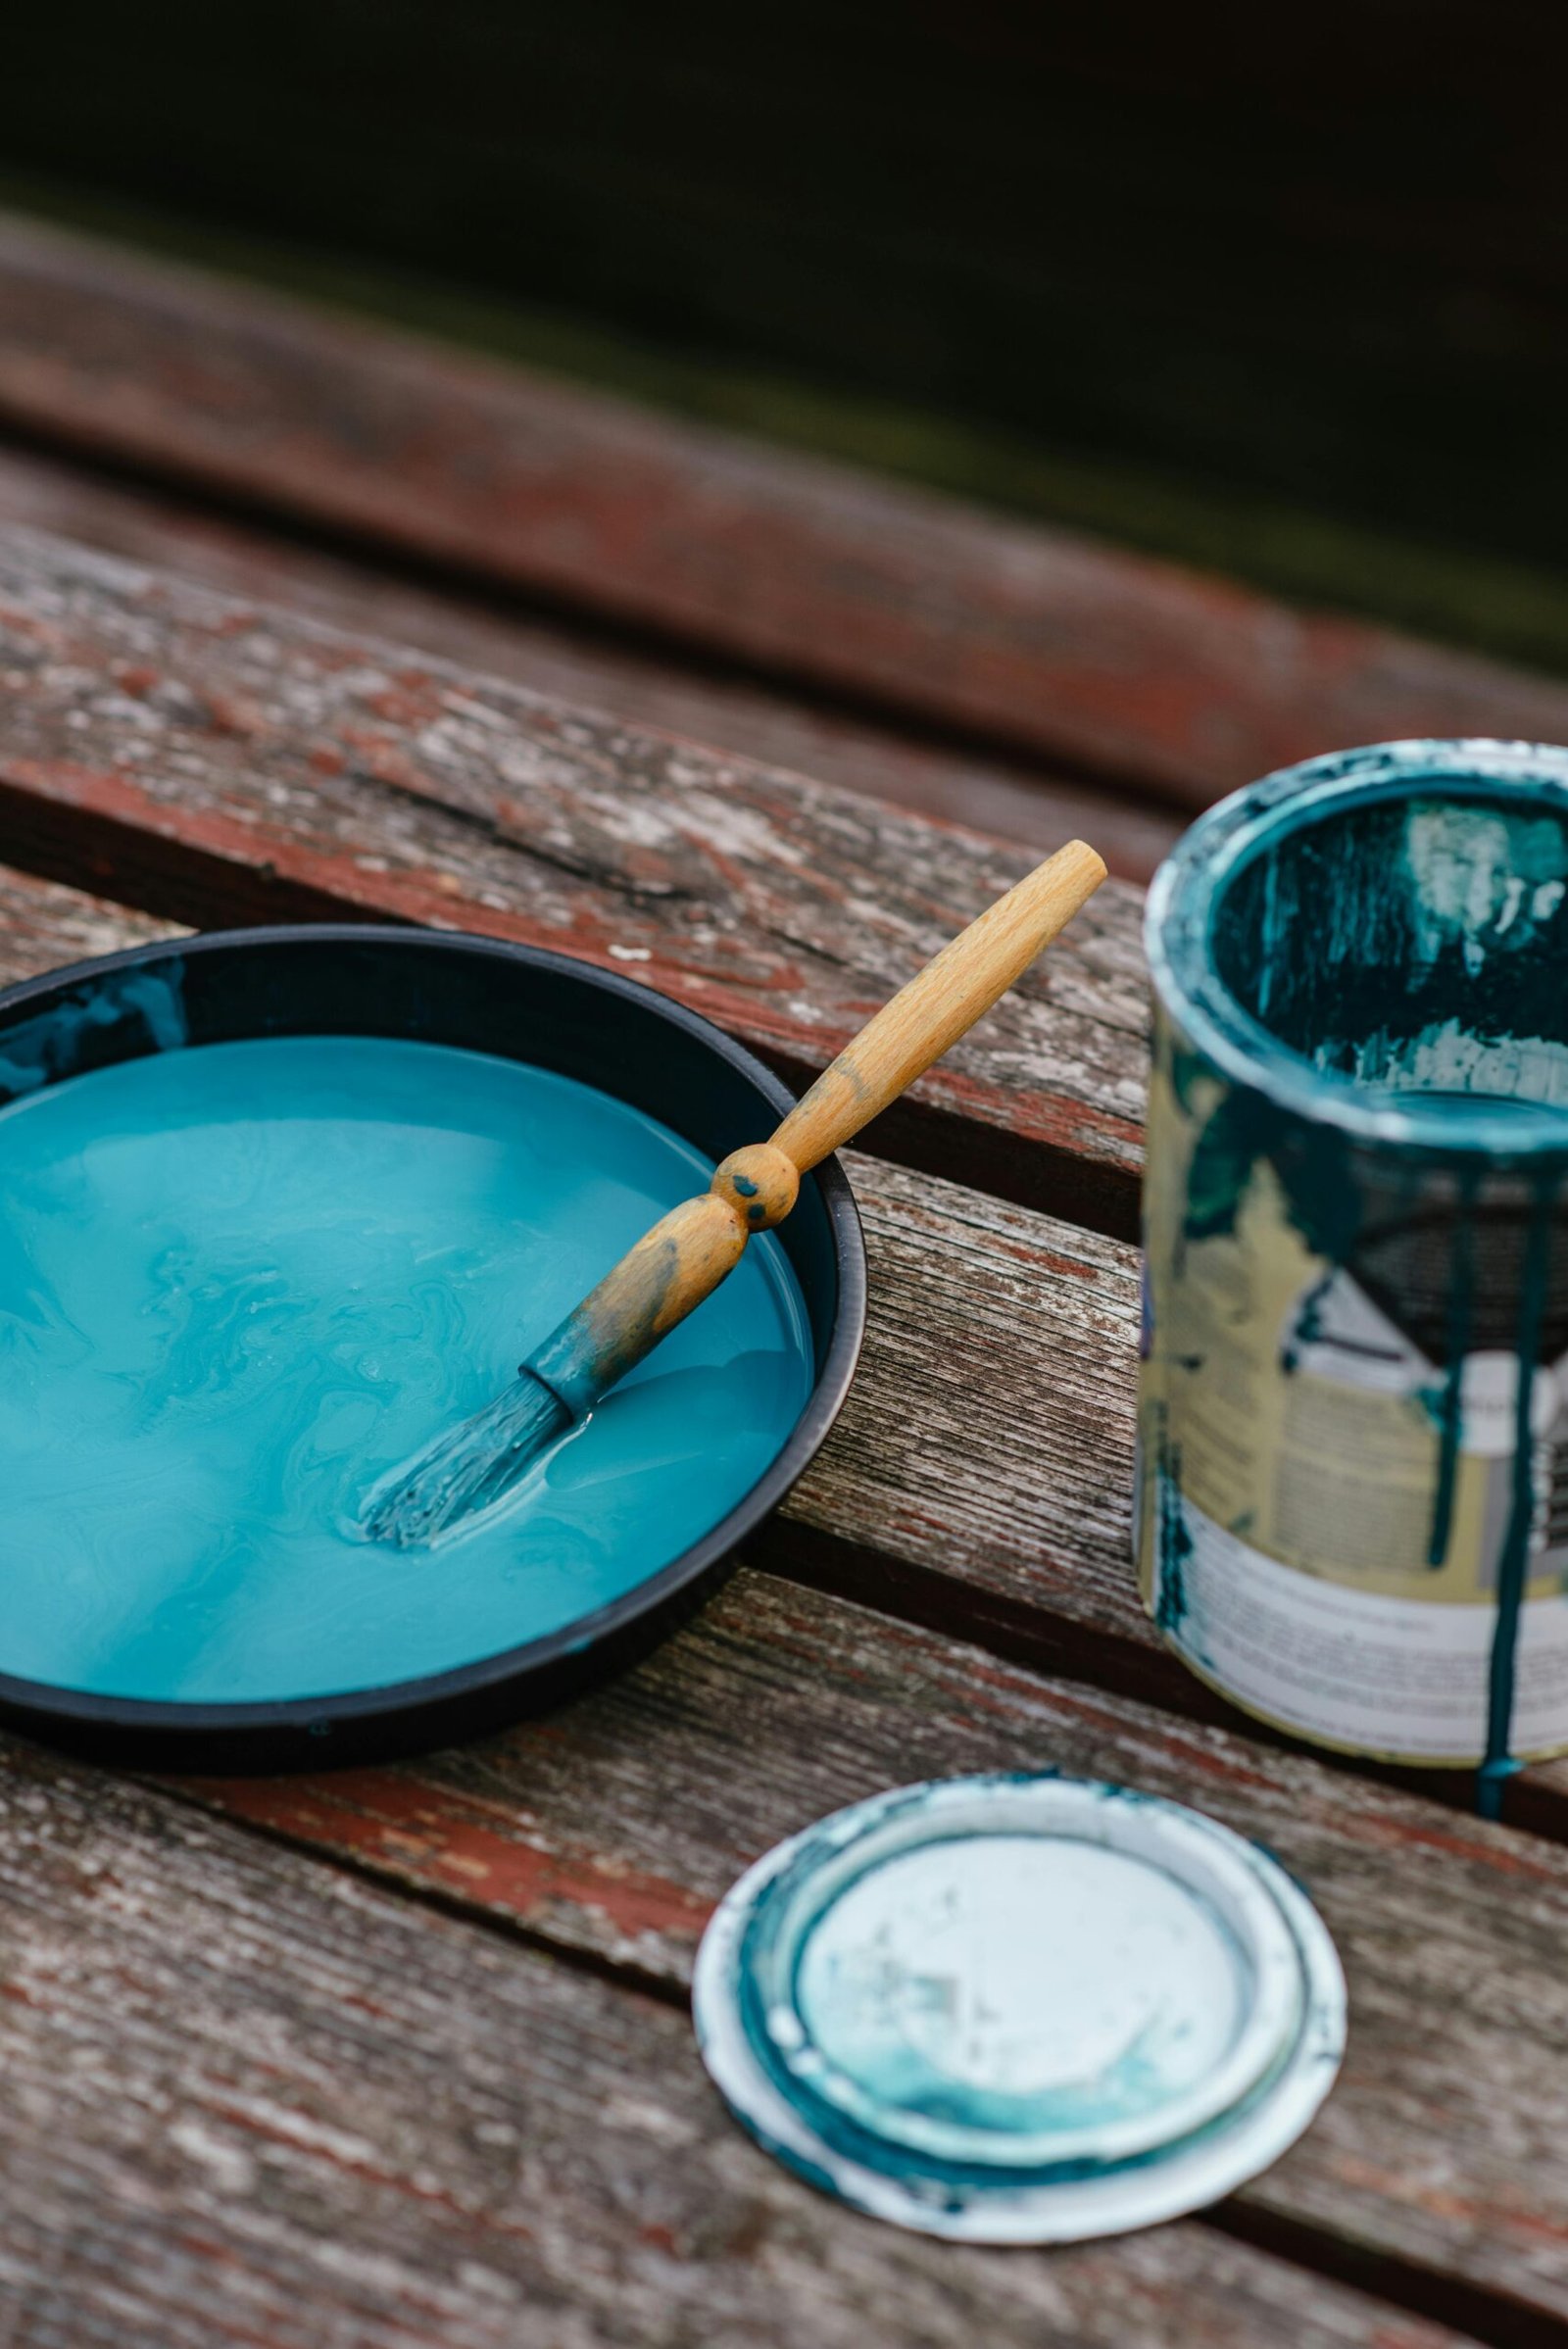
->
[363,1371,569,1549]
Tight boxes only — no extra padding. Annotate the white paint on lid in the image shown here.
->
[694,1774,1347,2243]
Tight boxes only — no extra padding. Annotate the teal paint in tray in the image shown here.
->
[1137,741,1568,1805]
[0,1034,814,1707]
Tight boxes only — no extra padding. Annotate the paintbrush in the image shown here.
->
[364,839,1106,1547]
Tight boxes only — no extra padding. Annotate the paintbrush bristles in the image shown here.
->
[362,1372,569,1548]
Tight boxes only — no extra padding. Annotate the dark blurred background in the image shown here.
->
[5,0,1568,668]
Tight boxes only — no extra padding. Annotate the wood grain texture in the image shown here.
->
[0,525,1151,1236]
[534,1193,752,1417]
[0,1735,1481,2349]
[1,833,1561,1830]
[2,213,1567,811]
[177,1566,1568,2332]
[789,1152,1153,1682]
[0,856,176,982]
[0,441,1186,881]
[0,676,1559,2335]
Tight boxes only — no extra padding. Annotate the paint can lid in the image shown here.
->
[693,1774,1346,2242]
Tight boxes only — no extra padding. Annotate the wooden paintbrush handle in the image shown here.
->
[526,1194,750,1417]
[769,837,1105,1173]
[526,839,1105,1413]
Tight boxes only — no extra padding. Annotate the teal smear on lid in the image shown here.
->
[791,1834,1246,2139]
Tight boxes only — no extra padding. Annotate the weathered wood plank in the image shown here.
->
[3,213,1567,810]
[0,444,1184,882]
[181,1567,1568,2334]
[784,1152,1152,1685]
[0,525,1151,1237]
[0,856,175,982]
[0,1735,1479,2349]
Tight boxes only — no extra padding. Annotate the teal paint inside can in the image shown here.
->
[1139,742,1568,1801]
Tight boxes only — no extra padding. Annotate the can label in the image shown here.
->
[1136,1040,1568,1764]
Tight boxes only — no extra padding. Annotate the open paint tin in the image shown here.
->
[694,1774,1346,2241]
[1139,740,1568,1790]
[0,927,864,1768]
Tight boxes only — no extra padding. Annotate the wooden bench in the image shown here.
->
[0,223,1565,2349]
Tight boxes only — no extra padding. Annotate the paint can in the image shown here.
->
[1138,741,1568,1796]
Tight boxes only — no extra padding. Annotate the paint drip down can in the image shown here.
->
[1138,741,1568,1781]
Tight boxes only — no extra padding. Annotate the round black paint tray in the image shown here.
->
[0,927,865,1770]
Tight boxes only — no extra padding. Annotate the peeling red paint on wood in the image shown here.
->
[198,1770,713,1952]
[0,856,176,981]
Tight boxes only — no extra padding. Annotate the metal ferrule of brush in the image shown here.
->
[521,1322,602,1422]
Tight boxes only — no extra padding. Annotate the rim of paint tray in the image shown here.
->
[1146,737,1568,1163]
[0,925,867,1766]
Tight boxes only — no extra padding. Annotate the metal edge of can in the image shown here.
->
[1145,736,1568,1166]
